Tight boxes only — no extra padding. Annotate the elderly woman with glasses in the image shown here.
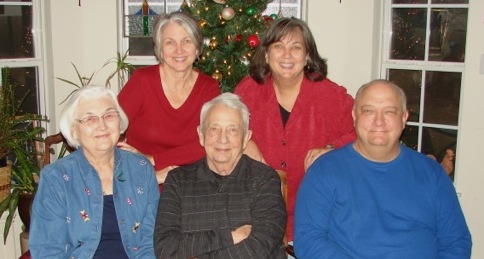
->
[30,86,159,258]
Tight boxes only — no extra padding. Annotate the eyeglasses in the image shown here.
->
[75,111,120,126]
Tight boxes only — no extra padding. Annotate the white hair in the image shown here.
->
[59,85,129,148]
[199,93,250,134]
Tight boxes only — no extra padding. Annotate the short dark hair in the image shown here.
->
[249,17,328,84]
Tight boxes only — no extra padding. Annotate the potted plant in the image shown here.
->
[0,68,47,243]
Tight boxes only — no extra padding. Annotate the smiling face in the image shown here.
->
[266,28,307,82]
[198,104,251,175]
[160,22,198,73]
[72,96,121,156]
[352,82,409,160]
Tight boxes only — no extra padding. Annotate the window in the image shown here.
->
[119,0,304,64]
[0,0,45,115]
[381,0,468,179]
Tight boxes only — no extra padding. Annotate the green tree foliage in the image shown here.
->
[181,0,275,92]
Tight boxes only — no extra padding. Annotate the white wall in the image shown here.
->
[44,0,483,257]
[455,0,484,256]
[306,1,378,95]
[44,1,119,132]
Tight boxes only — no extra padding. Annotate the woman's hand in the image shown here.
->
[117,141,141,154]
[244,140,266,164]
[117,142,155,165]
[304,145,334,171]
[155,165,179,184]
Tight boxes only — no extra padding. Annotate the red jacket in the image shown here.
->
[235,75,356,240]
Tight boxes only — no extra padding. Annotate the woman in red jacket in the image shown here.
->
[234,17,356,241]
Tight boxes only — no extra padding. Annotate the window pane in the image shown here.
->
[400,125,419,150]
[421,127,457,179]
[129,37,154,56]
[392,0,427,3]
[432,0,468,3]
[390,8,427,60]
[2,67,39,114]
[424,71,461,125]
[429,8,467,62]
[0,4,34,59]
[388,69,422,122]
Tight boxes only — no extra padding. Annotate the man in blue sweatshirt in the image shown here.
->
[294,79,472,259]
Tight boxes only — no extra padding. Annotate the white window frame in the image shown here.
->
[0,0,48,124]
[116,0,306,66]
[379,1,468,175]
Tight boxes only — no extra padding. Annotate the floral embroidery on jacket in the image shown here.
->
[80,210,89,222]
[132,222,140,233]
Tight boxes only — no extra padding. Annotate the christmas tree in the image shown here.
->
[181,0,277,92]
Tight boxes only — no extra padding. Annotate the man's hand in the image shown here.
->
[231,224,252,244]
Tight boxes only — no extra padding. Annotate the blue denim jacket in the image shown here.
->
[30,147,159,258]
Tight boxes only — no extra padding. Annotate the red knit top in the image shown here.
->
[118,65,220,170]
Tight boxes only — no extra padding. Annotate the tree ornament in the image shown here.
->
[212,70,223,82]
[245,7,257,16]
[209,37,219,50]
[270,13,278,20]
[246,34,259,48]
[221,7,235,20]
[263,15,274,26]
[198,19,207,28]
[213,0,226,4]
[218,14,226,25]
[235,34,242,42]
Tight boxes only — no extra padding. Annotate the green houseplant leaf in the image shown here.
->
[0,67,47,243]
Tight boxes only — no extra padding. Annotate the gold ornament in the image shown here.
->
[212,70,223,82]
[198,19,207,28]
[209,37,219,50]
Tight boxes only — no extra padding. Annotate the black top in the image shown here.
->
[279,103,290,127]
[93,195,129,259]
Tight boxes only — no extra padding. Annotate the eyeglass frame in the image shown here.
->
[75,111,120,126]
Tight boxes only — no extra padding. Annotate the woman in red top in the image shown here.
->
[118,12,220,184]
[235,17,356,241]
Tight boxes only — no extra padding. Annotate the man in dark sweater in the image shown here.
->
[154,93,287,259]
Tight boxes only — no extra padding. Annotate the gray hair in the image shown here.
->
[353,79,407,111]
[59,85,129,148]
[199,93,250,134]
[152,11,203,63]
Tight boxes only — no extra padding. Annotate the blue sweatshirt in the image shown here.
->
[294,144,471,259]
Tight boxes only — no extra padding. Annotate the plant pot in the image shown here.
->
[0,164,11,203]
[18,192,35,232]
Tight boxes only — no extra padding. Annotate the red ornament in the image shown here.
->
[263,15,274,27]
[246,34,259,48]
[235,34,242,42]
